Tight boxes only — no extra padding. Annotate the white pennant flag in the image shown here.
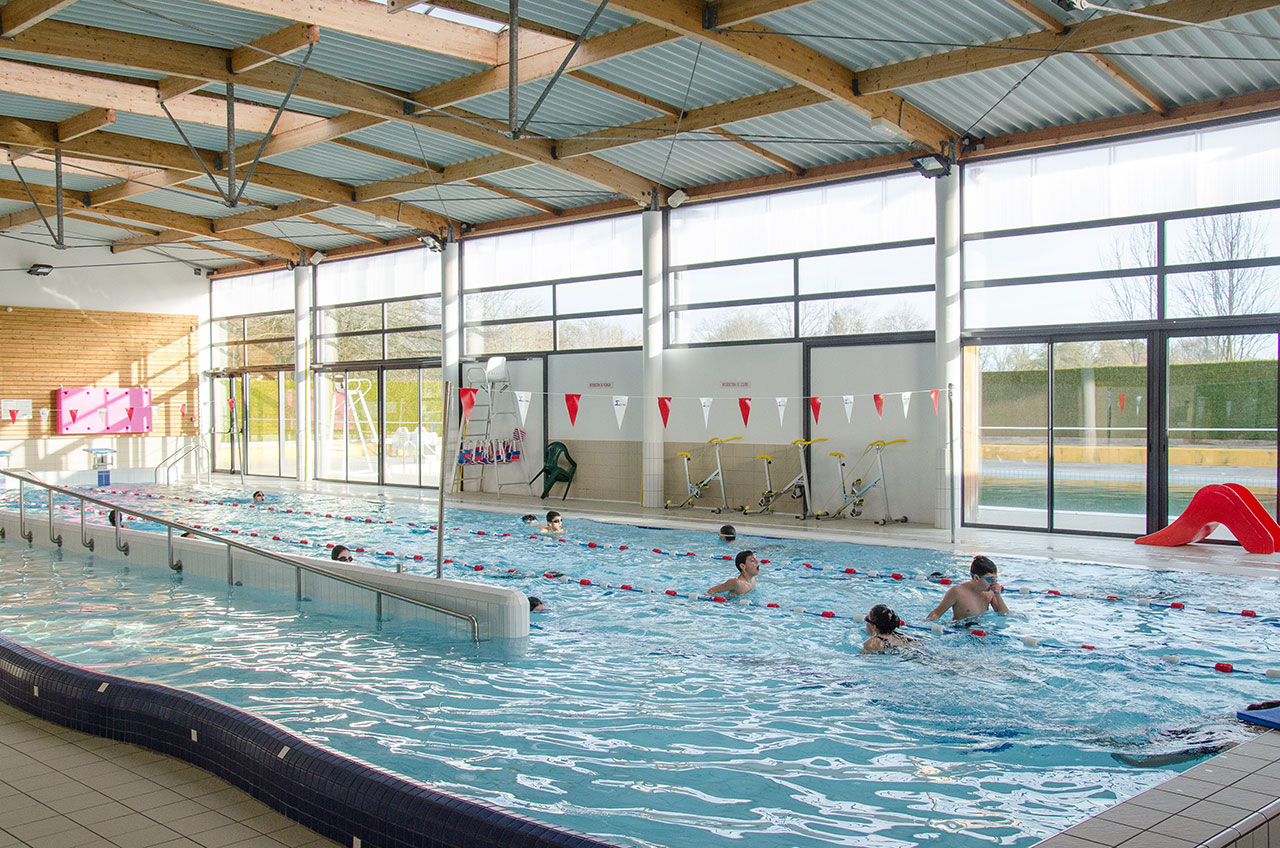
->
[613,395,628,429]
[700,397,713,428]
[901,392,912,418]
[843,395,854,423]
[776,396,787,426]
[38,408,49,425]
[514,391,531,426]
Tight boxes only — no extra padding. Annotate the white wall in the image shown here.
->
[548,350,643,441]
[662,343,803,443]
[809,342,939,524]
[0,240,211,474]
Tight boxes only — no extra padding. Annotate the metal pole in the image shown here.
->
[54,149,64,248]
[948,383,956,545]
[226,81,236,205]
[437,380,451,579]
[227,544,234,585]
[19,479,32,542]
[114,512,128,555]
[507,0,519,138]
[80,500,94,551]
[48,493,62,547]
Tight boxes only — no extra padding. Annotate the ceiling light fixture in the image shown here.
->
[667,188,690,209]
[909,153,952,179]
[419,233,445,253]
[309,250,327,265]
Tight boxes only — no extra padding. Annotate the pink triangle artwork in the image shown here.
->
[56,388,152,435]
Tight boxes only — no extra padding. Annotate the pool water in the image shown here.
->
[2,484,1278,848]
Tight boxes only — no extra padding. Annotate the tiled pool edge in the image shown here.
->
[1034,730,1280,848]
[0,633,623,848]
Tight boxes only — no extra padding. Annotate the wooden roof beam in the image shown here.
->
[0,0,75,37]
[0,177,308,261]
[197,0,500,65]
[0,59,323,135]
[6,20,661,205]
[300,214,388,244]
[0,205,55,232]
[712,0,825,28]
[1001,0,1068,35]
[156,77,208,102]
[388,0,579,43]
[231,23,320,75]
[56,108,115,143]
[604,0,954,151]
[858,0,1280,94]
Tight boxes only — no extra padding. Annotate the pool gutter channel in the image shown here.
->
[0,632,627,848]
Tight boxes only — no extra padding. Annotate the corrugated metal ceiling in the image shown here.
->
[347,122,500,168]
[458,75,662,137]
[474,165,616,210]
[585,40,793,110]
[595,136,780,189]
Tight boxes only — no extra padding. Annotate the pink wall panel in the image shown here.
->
[56,388,153,435]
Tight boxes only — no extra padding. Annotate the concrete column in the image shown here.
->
[934,170,961,531]
[293,263,311,482]
[641,210,664,509]
[442,239,461,387]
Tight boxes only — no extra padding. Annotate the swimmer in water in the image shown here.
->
[718,524,736,543]
[707,550,759,596]
[862,604,916,654]
[541,510,563,534]
[252,491,265,503]
[926,555,1008,622]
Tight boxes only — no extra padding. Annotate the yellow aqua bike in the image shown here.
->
[666,436,740,513]
[816,439,908,524]
[741,437,825,520]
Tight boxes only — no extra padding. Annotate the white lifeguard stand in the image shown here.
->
[453,356,530,495]
[83,447,116,486]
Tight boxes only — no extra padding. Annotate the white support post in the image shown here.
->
[293,263,311,483]
[934,171,962,531]
[441,239,461,492]
[641,209,664,509]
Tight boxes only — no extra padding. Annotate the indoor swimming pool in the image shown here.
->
[1,483,1278,848]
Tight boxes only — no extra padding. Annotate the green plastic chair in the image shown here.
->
[531,441,577,500]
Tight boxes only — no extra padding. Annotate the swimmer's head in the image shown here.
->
[866,604,902,634]
[521,514,539,524]
[529,596,546,612]
[545,511,562,529]
[251,491,265,503]
[734,550,756,574]
[331,545,353,562]
[970,555,997,579]
[107,510,121,527]
[719,524,736,543]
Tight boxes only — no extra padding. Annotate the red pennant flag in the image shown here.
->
[738,397,752,426]
[809,396,821,423]
[180,403,187,417]
[930,389,940,413]
[873,394,884,419]
[126,407,135,422]
[565,393,581,426]
[657,397,672,428]
[1119,392,1126,413]
[459,388,477,423]
[7,409,16,424]
[69,409,78,423]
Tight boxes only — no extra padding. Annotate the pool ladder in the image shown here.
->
[155,439,211,486]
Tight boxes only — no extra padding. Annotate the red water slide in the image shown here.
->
[1136,484,1279,554]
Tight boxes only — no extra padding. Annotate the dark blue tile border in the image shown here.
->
[0,634,623,848]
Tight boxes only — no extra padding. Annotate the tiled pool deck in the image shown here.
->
[0,701,340,848]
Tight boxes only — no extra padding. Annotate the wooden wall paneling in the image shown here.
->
[0,306,199,440]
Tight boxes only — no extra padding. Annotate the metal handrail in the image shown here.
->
[0,469,480,642]
[155,440,211,486]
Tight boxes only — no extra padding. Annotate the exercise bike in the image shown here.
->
[816,438,908,524]
[666,436,740,513]
[740,437,826,519]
